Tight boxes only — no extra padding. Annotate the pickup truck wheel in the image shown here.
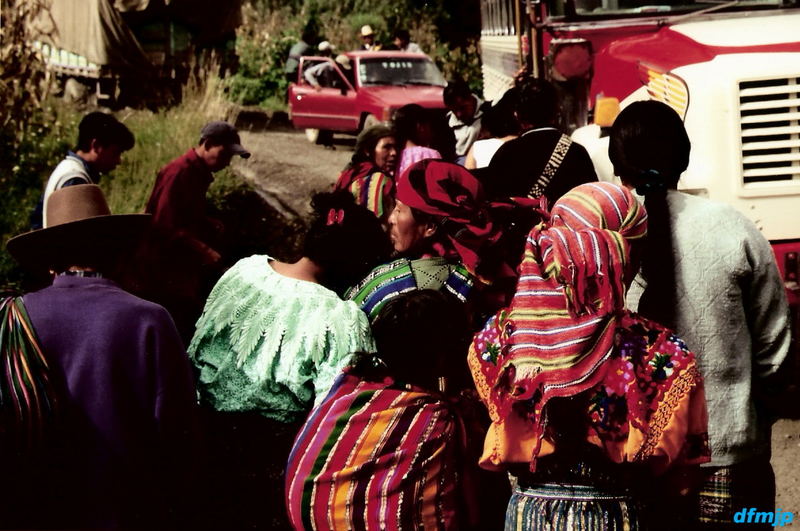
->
[305,128,320,143]
[362,113,380,131]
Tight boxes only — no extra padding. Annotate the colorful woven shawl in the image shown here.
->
[0,296,59,448]
[471,183,648,468]
[335,162,395,219]
[286,372,463,530]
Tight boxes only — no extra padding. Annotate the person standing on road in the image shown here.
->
[335,124,398,223]
[443,79,487,166]
[189,191,389,530]
[393,28,423,53]
[465,86,520,170]
[141,121,250,343]
[358,25,381,51]
[393,103,442,179]
[468,181,710,530]
[286,290,490,530]
[346,159,509,325]
[610,100,791,528]
[31,111,135,229]
[485,77,597,205]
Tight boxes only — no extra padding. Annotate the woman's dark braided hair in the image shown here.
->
[608,100,690,330]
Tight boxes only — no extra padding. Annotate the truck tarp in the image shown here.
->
[114,0,244,43]
[37,0,153,71]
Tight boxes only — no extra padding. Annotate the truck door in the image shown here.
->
[289,57,359,132]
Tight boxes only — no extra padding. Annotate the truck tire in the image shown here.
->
[305,128,320,143]
[306,128,334,146]
[362,113,380,131]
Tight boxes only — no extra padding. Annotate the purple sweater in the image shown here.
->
[23,275,200,527]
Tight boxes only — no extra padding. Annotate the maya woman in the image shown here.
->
[345,159,507,324]
[469,182,710,530]
[334,124,398,223]
[286,290,484,530]
[189,190,390,529]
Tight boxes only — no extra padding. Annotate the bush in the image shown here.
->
[227,0,484,110]
[224,5,303,107]
[0,75,247,291]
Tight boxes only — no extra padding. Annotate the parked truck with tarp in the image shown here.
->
[34,0,244,106]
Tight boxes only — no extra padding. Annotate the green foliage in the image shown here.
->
[1,0,66,292]
[0,106,75,292]
[0,0,51,140]
[431,39,484,94]
[224,4,304,107]
[0,79,247,292]
[229,0,484,109]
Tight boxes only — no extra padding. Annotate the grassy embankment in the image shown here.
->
[0,79,249,292]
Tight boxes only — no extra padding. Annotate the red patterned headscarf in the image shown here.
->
[550,181,647,239]
[470,182,647,466]
[396,159,500,277]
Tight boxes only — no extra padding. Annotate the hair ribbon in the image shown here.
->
[326,208,345,225]
[635,169,668,196]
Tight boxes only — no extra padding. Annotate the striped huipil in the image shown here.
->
[285,372,463,530]
[335,162,395,221]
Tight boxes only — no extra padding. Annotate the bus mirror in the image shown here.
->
[549,39,593,80]
[594,97,620,127]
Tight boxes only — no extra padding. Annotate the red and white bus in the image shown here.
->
[480,0,800,330]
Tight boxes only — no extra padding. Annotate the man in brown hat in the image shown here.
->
[3,184,199,529]
[142,120,250,341]
[359,24,381,51]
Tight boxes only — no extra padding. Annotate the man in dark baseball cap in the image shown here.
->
[140,120,250,341]
[199,121,251,160]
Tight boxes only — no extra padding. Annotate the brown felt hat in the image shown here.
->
[6,184,151,271]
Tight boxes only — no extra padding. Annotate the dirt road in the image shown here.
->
[232,126,800,516]
[233,129,354,221]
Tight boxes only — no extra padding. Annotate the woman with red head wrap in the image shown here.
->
[345,159,508,323]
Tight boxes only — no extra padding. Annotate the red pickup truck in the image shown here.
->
[288,51,446,142]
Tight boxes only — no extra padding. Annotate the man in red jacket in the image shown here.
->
[143,121,250,342]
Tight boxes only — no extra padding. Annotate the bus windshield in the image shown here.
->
[358,58,447,87]
[573,0,791,17]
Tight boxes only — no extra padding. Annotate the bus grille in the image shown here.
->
[739,77,800,184]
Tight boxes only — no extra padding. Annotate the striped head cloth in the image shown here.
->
[397,159,500,278]
[470,182,647,469]
[550,181,647,239]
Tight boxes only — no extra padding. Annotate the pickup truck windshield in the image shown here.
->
[358,58,447,87]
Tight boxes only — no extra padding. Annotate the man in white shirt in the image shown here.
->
[32,111,134,229]
[443,79,485,165]
[393,29,423,54]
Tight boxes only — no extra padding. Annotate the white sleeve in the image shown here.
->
[304,63,325,86]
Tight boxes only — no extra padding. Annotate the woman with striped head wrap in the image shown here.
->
[346,159,509,323]
[468,182,710,530]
